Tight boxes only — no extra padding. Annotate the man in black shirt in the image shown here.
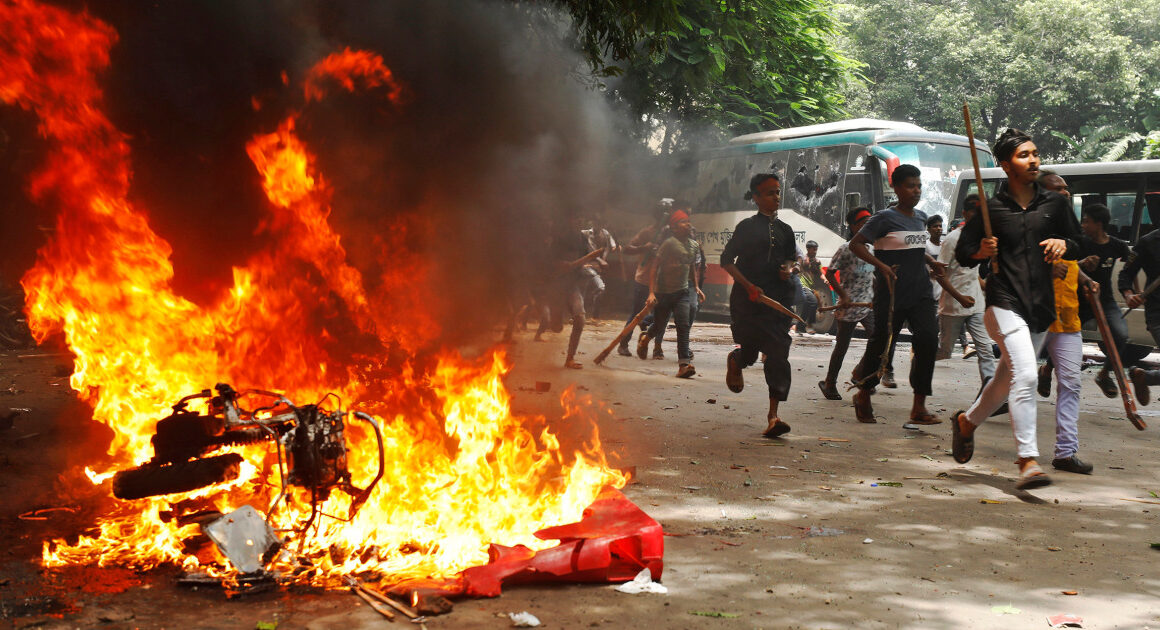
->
[1122,228,1160,405]
[848,164,941,428]
[1077,203,1132,397]
[952,128,1081,490]
[721,173,797,438]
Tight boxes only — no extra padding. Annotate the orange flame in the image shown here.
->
[1,0,624,582]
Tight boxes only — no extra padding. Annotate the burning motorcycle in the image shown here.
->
[112,383,384,535]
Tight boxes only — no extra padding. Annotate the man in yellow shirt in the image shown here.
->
[1042,259,1096,474]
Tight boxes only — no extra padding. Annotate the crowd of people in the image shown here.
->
[519,128,1156,492]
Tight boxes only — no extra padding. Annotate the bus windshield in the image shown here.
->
[878,141,990,220]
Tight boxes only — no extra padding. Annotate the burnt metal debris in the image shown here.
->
[111,382,385,539]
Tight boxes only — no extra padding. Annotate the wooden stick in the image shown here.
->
[849,272,895,390]
[756,294,805,323]
[962,103,999,275]
[1083,284,1146,430]
[352,587,396,620]
[1120,498,1160,505]
[1122,273,1160,316]
[360,584,420,619]
[818,302,871,312]
[593,303,655,364]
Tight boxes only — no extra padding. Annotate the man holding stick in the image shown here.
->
[951,128,1081,490]
[638,210,704,378]
[721,173,797,438]
[819,207,877,400]
[1121,222,1160,405]
[849,164,942,428]
[615,200,677,357]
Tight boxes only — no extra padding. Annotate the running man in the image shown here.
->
[849,164,941,428]
[951,128,1081,490]
[721,173,797,438]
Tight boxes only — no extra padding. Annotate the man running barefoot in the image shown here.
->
[721,173,797,438]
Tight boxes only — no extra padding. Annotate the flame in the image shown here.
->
[2,0,624,582]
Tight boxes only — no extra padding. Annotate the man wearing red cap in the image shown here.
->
[638,209,704,378]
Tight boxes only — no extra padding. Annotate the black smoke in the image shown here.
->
[0,0,673,347]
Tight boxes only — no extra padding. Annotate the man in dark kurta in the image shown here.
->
[721,173,797,438]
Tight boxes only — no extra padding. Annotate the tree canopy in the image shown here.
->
[530,0,859,153]
[835,0,1160,160]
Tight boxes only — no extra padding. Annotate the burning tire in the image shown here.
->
[112,453,244,500]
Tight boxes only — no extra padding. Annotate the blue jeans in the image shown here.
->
[647,290,693,364]
[1084,299,1128,369]
[619,282,651,349]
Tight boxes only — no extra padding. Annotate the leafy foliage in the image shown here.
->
[836,0,1160,160]
[601,0,860,153]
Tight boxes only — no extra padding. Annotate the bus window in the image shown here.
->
[958,180,999,217]
[693,156,749,214]
[877,141,992,221]
[1144,174,1160,237]
[782,145,849,229]
[1066,173,1143,242]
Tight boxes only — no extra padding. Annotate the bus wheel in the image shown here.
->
[814,290,836,335]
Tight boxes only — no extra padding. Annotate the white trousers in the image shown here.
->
[964,307,1045,459]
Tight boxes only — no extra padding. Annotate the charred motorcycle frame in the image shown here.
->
[112,383,384,534]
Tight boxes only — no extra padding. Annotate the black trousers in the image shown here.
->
[730,298,793,401]
[854,297,938,395]
[825,313,875,385]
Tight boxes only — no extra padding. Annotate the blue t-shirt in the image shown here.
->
[856,208,932,307]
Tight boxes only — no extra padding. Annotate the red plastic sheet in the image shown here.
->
[454,488,664,597]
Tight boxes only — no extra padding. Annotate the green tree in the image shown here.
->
[837,0,1160,160]
[601,0,860,153]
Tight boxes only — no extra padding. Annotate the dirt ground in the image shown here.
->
[2,319,1160,630]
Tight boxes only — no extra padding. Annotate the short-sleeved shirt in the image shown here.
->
[829,242,874,322]
[654,236,699,294]
[720,212,796,306]
[937,228,984,317]
[1049,260,1081,333]
[925,239,943,302]
[856,208,932,308]
[631,224,670,286]
[1079,236,1130,311]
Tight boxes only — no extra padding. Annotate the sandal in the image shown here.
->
[726,349,744,393]
[762,420,791,438]
[951,410,973,464]
[854,390,875,423]
[818,380,842,401]
[1015,460,1052,490]
[1131,368,1150,406]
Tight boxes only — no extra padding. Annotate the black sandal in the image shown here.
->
[762,420,791,438]
[951,410,973,464]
